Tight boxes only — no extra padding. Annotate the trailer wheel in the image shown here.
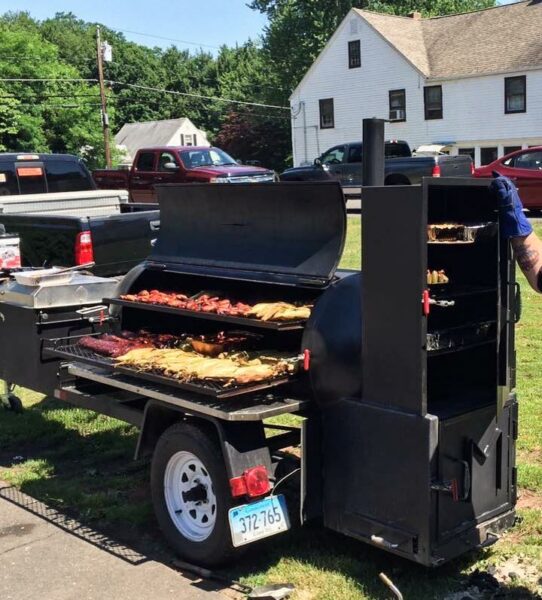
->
[151,422,237,566]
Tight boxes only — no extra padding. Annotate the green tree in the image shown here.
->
[0,13,111,167]
[0,88,19,151]
[215,109,291,171]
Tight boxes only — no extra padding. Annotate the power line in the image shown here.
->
[0,77,98,83]
[110,97,291,121]
[0,76,290,111]
[106,79,290,110]
[113,28,221,50]
[0,93,101,99]
[39,103,102,108]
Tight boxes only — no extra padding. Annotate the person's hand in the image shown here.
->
[490,171,533,238]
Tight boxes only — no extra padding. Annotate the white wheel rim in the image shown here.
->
[164,450,217,542]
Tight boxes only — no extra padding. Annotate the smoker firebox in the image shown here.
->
[321,178,517,565]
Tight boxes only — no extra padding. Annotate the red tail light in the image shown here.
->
[74,231,94,265]
[470,162,475,175]
[432,164,441,177]
[230,465,271,498]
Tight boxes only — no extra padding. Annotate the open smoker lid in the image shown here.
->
[151,182,347,286]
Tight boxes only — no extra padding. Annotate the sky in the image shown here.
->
[0,0,269,53]
[0,0,518,54]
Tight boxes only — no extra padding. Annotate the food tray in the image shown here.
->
[44,337,294,399]
[105,298,307,331]
[427,222,497,244]
[14,268,74,287]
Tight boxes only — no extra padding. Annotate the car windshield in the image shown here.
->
[180,148,238,169]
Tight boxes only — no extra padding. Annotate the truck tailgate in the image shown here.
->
[437,155,473,177]
[88,210,159,276]
[93,169,130,189]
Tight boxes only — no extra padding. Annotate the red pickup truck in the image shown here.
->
[93,146,276,203]
[474,146,542,212]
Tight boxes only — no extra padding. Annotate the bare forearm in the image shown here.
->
[511,232,542,292]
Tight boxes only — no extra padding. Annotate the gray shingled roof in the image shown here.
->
[355,0,542,79]
[115,118,188,157]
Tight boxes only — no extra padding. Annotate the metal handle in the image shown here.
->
[52,262,95,275]
[514,282,521,323]
[379,573,403,600]
[460,459,471,500]
[371,534,399,550]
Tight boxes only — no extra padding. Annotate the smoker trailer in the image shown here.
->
[4,180,518,567]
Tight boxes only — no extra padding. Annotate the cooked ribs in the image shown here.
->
[120,290,252,316]
[78,331,182,358]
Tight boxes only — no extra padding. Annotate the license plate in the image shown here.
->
[228,494,290,547]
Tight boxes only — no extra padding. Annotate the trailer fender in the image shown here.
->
[135,401,273,478]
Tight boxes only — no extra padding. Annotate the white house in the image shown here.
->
[115,117,210,163]
[289,0,542,167]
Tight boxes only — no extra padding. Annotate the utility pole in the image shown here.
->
[96,25,112,168]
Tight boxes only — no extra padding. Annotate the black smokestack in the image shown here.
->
[362,118,385,187]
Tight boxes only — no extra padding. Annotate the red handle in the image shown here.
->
[423,290,430,316]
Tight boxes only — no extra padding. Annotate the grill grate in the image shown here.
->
[427,320,497,355]
[106,298,307,331]
[45,337,294,399]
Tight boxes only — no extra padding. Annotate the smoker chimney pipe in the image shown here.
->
[362,118,385,187]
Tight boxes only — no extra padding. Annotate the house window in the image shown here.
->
[184,134,194,146]
[348,40,361,68]
[389,89,406,121]
[424,85,443,120]
[480,147,498,166]
[505,76,526,114]
[319,98,334,129]
[504,146,521,156]
[458,147,475,161]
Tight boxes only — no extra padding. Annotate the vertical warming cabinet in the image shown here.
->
[320,178,518,566]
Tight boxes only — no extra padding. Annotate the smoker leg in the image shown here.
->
[1,382,23,413]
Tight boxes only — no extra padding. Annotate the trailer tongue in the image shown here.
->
[2,179,518,568]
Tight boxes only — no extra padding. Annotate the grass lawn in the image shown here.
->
[1,215,540,599]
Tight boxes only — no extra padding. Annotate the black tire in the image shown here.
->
[7,394,23,413]
[151,422,238,567]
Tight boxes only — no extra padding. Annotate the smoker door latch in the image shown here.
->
[429,298,455,308]
[421,290,455,315]
[431,479,460,502]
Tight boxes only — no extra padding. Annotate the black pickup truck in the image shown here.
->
[0,204,159,277]
[280,140,473,185]
[0,153,159,276]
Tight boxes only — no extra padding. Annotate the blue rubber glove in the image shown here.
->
[490,171,532,238]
